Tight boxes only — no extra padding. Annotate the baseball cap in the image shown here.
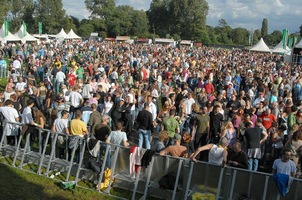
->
[174,133,182,141]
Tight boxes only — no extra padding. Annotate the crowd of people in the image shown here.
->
[0,40,301,179]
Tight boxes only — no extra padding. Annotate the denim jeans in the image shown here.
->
[99,143,111,169]
[0,65,6,78]
[248,158,259,171]
[138,129,151,149]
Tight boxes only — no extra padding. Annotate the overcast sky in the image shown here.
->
[62,0,301,34]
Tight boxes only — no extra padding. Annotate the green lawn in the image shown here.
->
[0,163,119,200]
[0,78,7,92]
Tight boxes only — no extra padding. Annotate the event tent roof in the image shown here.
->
[0,23,20,42]
[56,28,70,39]
[250,38,270,53]
[294,39,302,48]
[271,41,290,54]
[14,24,38,43]
[67,29,81,39]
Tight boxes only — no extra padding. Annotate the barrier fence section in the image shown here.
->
[1,121,302,200]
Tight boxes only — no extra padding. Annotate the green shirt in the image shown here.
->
[162,117,179,138]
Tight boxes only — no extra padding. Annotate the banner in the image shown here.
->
[294,36,298,46]
[39,22,42,35]
[288,37,293,48]
[282,29,289,49]
[4,20,9,37]
[23,22,27,36]
[248,32,251,46]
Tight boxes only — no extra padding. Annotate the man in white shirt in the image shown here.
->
[0,100,19,140]
[272,148,296,177]
[145,95,157,122]
[68,86,83,119]
[15,77,27,93]
[55,69,66,94]
[13,56,22,74]
[184,92,195,116]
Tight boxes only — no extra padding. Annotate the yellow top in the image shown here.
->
[70,119,87,136]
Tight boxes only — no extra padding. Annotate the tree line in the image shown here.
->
[0,0,300,46]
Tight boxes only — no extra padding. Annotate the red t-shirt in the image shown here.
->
[67,73,76,86]
[259,113,276,130]
[204,83,214,94]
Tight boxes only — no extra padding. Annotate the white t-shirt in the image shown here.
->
[0,106,19,122]
[272,159,296,176]
[22,106,33,124]
[107,130,127,146]
[69,91,82,107]
[209,144,225,166]
[53,118,69,134]
[56,71,66,82]
[185,97,195,115]
[13,59,21,69]
[15,82,27,91]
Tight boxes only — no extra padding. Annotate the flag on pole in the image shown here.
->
[248,32,251,46]
[294,36,298,46]
[4,20,9,37]
[288,37,293,48]
[282,29,289,49]
[39,22,42,35]
[23,22,27,36]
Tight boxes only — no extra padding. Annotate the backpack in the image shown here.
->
[158,172,176,190]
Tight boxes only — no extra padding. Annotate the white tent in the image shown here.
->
[14,24,38,43]
[271,41,290,54]
[0,23,20,42]
[250,38,271,53]
[294,39,302,48]
[67,29,81,39]
[56,28,70,40]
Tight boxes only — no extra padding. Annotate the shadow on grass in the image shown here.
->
[0,163,70,200]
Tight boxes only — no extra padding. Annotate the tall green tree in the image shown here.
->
[35,0,67,34]
[0,0,11,23]
[85,0,116,20]
[147,0,171,37]
[261,18,268,38]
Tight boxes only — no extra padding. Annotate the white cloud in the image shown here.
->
[62,0,301,33]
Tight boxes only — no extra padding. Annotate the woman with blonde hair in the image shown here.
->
[220,121,237,148]
[154,131,169,152]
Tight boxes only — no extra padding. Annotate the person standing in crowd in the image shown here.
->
[106,121,129,147]
[160,133,188,158]
[88,103,102,135]
[190,137,229,166]
[209,105,224,143]
[0,100,19,144]
[70,110,88,136]
[161,109,180,146]
[55,68,65,94]
[137,103,153,150]
[272,148,296,177]
[68,85,83,119]
[52,110,70,158]
[244,121,268,171]
[192,106,210,160]
[227,142,248,169]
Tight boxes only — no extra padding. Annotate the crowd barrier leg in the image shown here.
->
[262,175,269,200]
[19,133,31,168]
[204,163,209,194]
[171,159,183,200]
[96,145,110,192]
[215,167,225,199]
[228,169,237,200]
[74,138,86,184]
[12,133,24,167]
[37,130,51,175]
[140,156,155,200]
[247,171,253,198]
[183,160,194,200]
[66,138,79,181]
[105,146,120,194]
[46,133,58,176]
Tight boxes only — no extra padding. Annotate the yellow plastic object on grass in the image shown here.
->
[96,168,113,189]
[192,192,216,200]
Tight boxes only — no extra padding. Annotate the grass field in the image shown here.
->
[0,162,119,200]
[0,77,7,92]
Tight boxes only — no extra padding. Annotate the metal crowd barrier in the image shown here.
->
[1,121,302,200]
